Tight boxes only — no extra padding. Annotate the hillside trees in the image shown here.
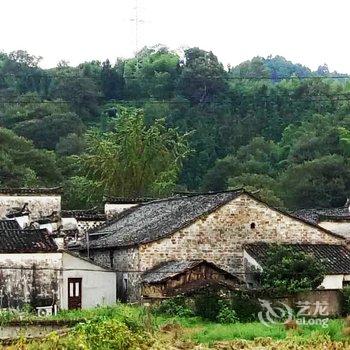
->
[0,127,62,187]
[1,47,350,209]
[80,106,191,197]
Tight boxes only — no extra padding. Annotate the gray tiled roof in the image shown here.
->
[293,208,350,225]
[0,220,21,230]
[245,243,350,274]
[89,190,242,249]
[142,260,205,284]
[0,187,62,195]
[0,229,58,253]
[61,210,106,221]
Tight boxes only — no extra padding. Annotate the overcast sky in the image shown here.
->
[1,0,350,72]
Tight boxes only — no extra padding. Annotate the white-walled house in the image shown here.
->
[294,204,350,240]
[0,225,116,310]
[244,243,350,290]
[0,187,62,224]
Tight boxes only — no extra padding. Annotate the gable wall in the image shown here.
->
[138,194,343,274]
[319,221,350,238]
[0,195,61,222]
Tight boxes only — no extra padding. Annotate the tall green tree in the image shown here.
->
[81,106,191,197]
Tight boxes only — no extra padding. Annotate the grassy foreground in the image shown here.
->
[1,304,350,349]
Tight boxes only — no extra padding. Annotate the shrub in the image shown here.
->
[217,300,238,324]
[231,292,262,322]
[22,318,154,350]
[154,296,194,317]
[342,286,350,315]
[261,245,325,294]
[0,309,16,326]
[194,291,221,321]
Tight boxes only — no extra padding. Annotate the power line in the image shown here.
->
[1,71,350,81]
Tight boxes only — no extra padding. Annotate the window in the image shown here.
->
[122,273,128,293]
[250,222,256,229]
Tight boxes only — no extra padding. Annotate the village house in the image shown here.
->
[0,187,124,311]
[244,243,350,289]
[294,201,350,239]
[0,187,62,227]
[0,223,116,311]
[79,190,345,301]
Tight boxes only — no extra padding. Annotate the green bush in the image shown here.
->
[194,291,221,321]
[154,296,194,317]
[342,286,350,315]
[231,292,262,322]
[21,316,154,350]
[0,309,16,326]
[217,300,238,324]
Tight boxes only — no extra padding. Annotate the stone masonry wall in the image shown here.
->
[138,194,343,275]
[90,248,140,301]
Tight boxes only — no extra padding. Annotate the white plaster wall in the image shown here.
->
[61,253,116,309]
[14,216,30,229]
[104,204,137,219]
[61,218,78,231]
[40,223,59,234]
[319,221,350,239]
[0,253,62,307]
[0,195,61,221]
[243,250,263,271]
[320,275,344,289]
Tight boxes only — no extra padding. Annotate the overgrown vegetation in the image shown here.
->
[154,291,260,323]
[1,49,350,209]
[2,304,349,349]
[261,245,325,294]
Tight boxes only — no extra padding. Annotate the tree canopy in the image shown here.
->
[1,47,350,209]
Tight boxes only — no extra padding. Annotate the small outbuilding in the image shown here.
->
[141,260,242,299]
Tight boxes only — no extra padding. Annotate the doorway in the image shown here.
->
[68,278,82,309]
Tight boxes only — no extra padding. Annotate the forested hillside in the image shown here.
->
[1,48,350,209]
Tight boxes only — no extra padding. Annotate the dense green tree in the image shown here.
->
[50,66,100,121]
[101,59,124,100]
[177,48,228,103]
[13,112,84,150]
[0,127,62,187]
[279,155,350,208]
[124,46,180,99]
[1,47,350,210]
[81,106,191,197]
[261,245,325,294]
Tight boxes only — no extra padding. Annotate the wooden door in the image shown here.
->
[68,278,82,310]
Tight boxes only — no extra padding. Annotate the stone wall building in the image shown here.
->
[81,190,344,301]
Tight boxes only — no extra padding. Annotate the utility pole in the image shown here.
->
[130,0,144,70]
